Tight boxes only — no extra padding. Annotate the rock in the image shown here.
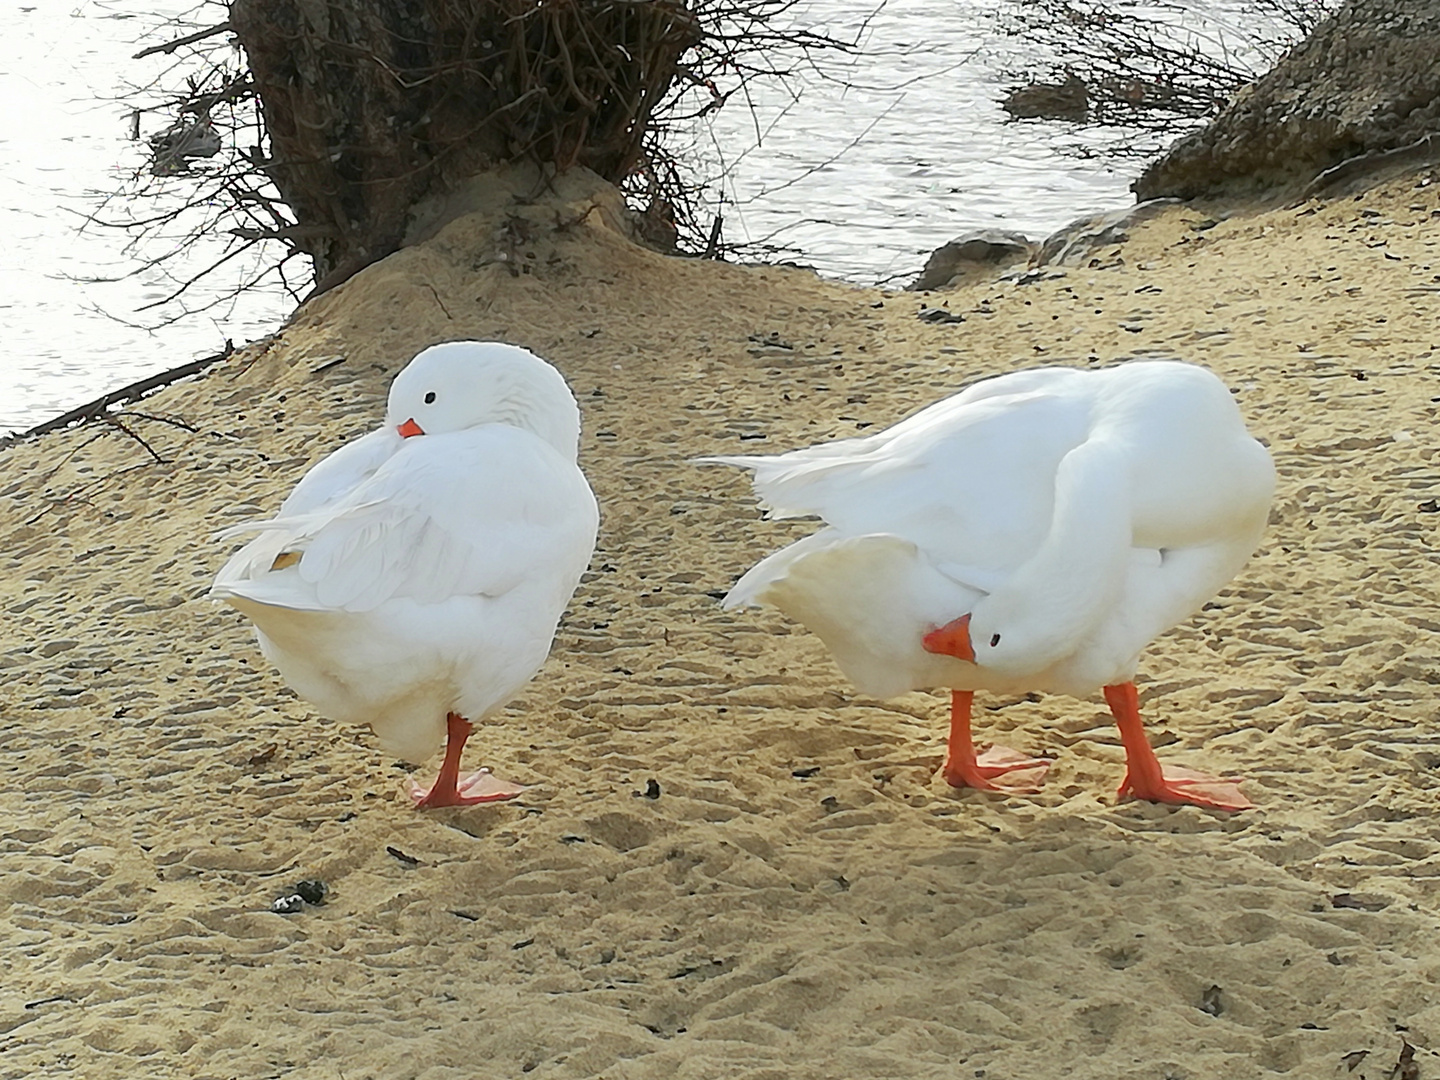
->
[1035,200,1180,267]
[1300,133,1440,200]
[148,117,222,177]
[916,305,966,324]
[292,879,329,905]
[1135,0,1440,200]
[911,229,1036,291]
[1002,74,1090,121]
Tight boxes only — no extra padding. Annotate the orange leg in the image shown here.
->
[407,713,527,808]
[941,690,1051,794]
[1104,682,1253,811]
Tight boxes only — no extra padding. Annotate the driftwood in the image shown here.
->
[1,342,236,448]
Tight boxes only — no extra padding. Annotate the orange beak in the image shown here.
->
[397,418,424,438]
[922,613,975,662]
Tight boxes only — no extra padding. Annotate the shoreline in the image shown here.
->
[2,166,1439,1078]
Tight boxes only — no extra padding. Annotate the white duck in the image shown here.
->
[212,341,599,808]
[707,360,1274,811]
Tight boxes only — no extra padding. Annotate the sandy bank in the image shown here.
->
[2,166,1440,1079]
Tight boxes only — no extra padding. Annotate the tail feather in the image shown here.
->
[696,450,870,520]
[726,532,981,699]
[722,530,842,609]
[210,521,326,611]
[212,517,286,542]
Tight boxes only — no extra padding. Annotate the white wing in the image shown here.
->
[703,374,1093,576]
[214,426,398,550]
[213,425,597,613]
[278,426,400,517]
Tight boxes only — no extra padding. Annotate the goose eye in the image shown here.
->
[989,633,1002,647]
[423,391,436,404]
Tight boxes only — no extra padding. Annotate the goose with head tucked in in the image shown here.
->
[705,359,1274,811]
[211,341,599,808]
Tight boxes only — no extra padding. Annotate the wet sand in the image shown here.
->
[2,168,1440,1079]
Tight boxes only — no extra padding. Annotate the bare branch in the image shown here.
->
[103,416,168,464]
[0,343,236,448]
[133,21,233,61]
[228,224,337,242]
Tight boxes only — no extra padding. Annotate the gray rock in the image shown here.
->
[1136,0,1440,200]
[1035,200,1180,267]
[1002,74,1090,122]
[911,229,1036,291]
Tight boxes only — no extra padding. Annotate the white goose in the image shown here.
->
[212,341,598,808]
[707,360,1274,811]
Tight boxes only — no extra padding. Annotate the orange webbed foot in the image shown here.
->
[1104,682,1253,812]
[937,690,1051,795]
[1118,764,1253,812]
[407,768,527,808]
[406,712,527,809]
[944,745,1052,794]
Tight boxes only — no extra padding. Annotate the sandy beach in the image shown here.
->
[2,166,1440,1079]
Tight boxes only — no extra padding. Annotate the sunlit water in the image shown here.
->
[0,0,1284,434]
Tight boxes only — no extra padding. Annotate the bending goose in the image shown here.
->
[706,360,1274,811]
[212,341,599,807]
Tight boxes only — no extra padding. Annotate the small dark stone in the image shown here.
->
[271,894,305,915]
[1199,984,1224,1016]
[293,879,328,905]
[917,305,966,324]
[1331,891,1390,911]
[792,766,821,778]
[1341,1049,1369,1072]
[643,778,661,799]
